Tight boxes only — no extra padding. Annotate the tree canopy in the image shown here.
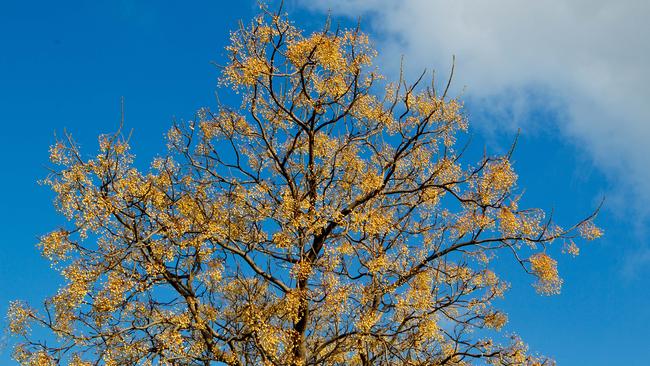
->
[8,7,601,366]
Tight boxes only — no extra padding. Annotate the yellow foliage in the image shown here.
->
[8,8,600,366]
[530,253,563,295]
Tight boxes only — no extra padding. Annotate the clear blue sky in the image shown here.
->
[0,1,647,364]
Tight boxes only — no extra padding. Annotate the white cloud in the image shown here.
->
[301,0,650,213]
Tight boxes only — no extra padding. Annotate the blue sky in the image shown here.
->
[0,1,648,364]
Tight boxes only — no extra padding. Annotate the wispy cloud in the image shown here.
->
[302,0,649,208]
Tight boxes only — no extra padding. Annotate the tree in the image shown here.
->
[8,7,602,366]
